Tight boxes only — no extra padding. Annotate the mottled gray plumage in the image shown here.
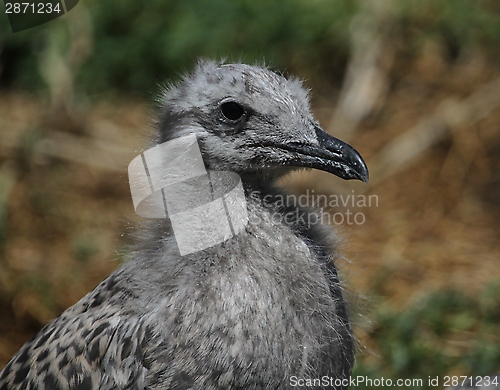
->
[0,61,368,389]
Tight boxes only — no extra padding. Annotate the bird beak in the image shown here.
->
[284,126,369,182]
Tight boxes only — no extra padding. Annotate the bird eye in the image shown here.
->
[220,101,245,122]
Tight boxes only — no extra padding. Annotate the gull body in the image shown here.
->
[0,61,368,390]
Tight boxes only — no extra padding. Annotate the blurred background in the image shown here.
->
[0,0,499,387]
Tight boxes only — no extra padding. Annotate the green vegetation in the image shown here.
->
[354,284,500,389]
[2,0,500,95]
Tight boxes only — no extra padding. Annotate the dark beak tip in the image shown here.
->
[347,166,369,183]
[314,126,369,183]
[300,126,369,183]
[358,164,369,183]
[348,151,369,183]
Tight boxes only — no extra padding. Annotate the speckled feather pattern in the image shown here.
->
[0,61,354,389]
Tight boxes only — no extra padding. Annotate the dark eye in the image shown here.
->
[220,101,245,122]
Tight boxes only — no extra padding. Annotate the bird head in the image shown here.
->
[156,61,368,183]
